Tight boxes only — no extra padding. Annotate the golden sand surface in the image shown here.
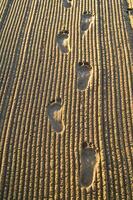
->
[0,0,133,199]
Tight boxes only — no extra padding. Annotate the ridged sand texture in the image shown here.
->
[0,0,133,199]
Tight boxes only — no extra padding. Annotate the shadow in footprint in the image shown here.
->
[80,142,100,188]
[76,62,92,91]
[47,98,65,133]
[62,0,72,8]
[127,8,133,15]
[80,11,95,35]
[56,30,70,54]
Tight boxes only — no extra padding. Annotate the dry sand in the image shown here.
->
[0,0,133,199]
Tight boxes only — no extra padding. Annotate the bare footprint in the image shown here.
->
[76,62,92,91]
[47,98,65,133]
[80,11,95,34]
[56,30,70,54]
[62,0,72,8]
[80,142,100,188]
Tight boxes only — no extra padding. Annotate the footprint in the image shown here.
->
[80,142,100,188]
[47,98,65,133]
[76,62,92,91]
[62,0,72,8]
[56,30,70,54]
[80,11,95,34]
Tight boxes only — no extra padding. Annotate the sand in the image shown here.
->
[0,0,133,199]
